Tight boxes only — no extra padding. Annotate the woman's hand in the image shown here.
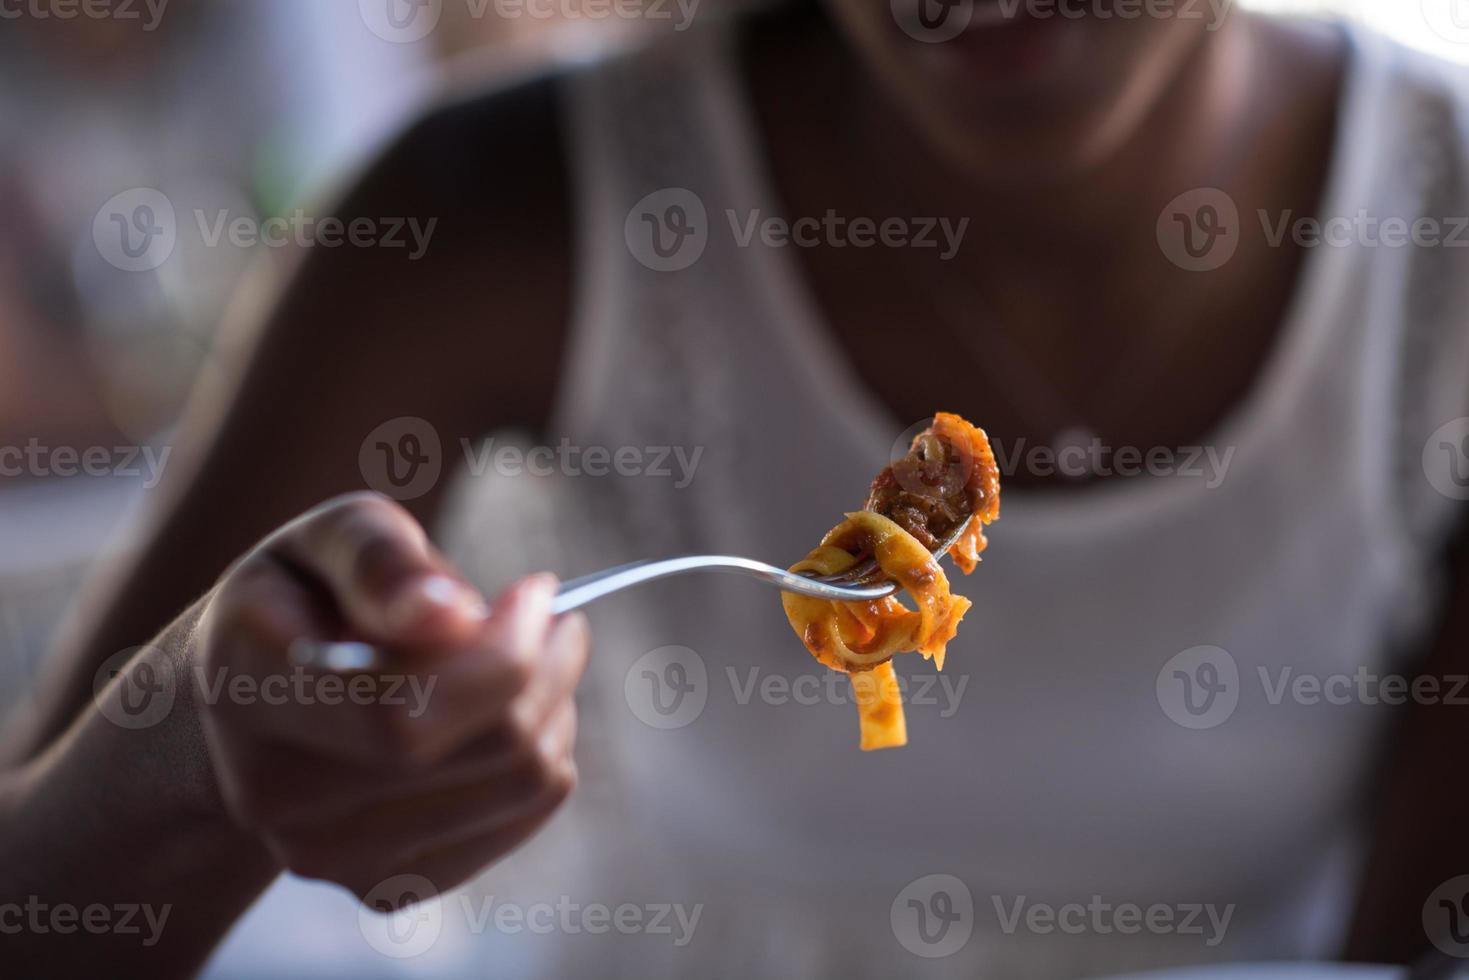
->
[195,491,589,902]
[3,491,587,977]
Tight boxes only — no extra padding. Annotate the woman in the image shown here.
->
[5,0,1469,975]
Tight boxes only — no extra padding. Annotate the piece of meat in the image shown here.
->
[864,414,994,554]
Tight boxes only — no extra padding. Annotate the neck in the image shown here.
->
[844,21,1255,270]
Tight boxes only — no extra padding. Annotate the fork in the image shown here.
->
[289,519,970,672]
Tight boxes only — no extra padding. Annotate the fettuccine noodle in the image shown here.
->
[782,413,1000,750]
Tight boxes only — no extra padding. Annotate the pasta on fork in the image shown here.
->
[782,413,1000,750]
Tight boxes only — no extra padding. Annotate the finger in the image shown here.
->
[390,575,564,760]
[267,492,488,648]
[323,700,575,856]
[500,612,590,751]
[209,567,567,772]
[273,718,576,886]
[224,695,578,831]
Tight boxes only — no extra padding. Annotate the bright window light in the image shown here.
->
[1241,0,1469,63]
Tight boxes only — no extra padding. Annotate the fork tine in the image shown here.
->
[814,516,972,588]
[815,557,881,586]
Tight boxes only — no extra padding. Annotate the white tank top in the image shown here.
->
[204,16,1469,980]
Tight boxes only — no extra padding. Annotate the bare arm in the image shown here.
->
[0,72,574,974]
[4,494,587,976]
[4,72,573,765]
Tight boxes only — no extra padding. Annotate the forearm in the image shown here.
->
[2,635,279,976]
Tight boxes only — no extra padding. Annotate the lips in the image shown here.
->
[893,0,1067,36]
[894,0,1091,84]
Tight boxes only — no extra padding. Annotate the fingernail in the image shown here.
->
[508,573,557,617]
[387,575,486,632]
[504,574,557,651]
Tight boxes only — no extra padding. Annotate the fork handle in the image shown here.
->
[551,555,890,613]
[290,556,896,673]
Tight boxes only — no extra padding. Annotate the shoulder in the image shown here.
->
[340,53,575,244]
[1343,21,1469,161]
[354,26,709,207]
[256,49,603,435]
[1333,24,1469,542]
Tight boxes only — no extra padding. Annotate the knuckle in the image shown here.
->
[497,644,539,695]
[504,698,540,748]
[307,494,420,568]
[336,493,416,544]
[201,592,284,669]
[325,490,401,522]
[351,531,415,594]
[337,489,392,507]
[223,551,279,592]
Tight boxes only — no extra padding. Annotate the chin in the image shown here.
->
[829,0,1215,186]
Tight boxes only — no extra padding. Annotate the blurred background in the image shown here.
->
[6,0,1466,720]
[0,0,641,722]
[0,0,1467,946]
